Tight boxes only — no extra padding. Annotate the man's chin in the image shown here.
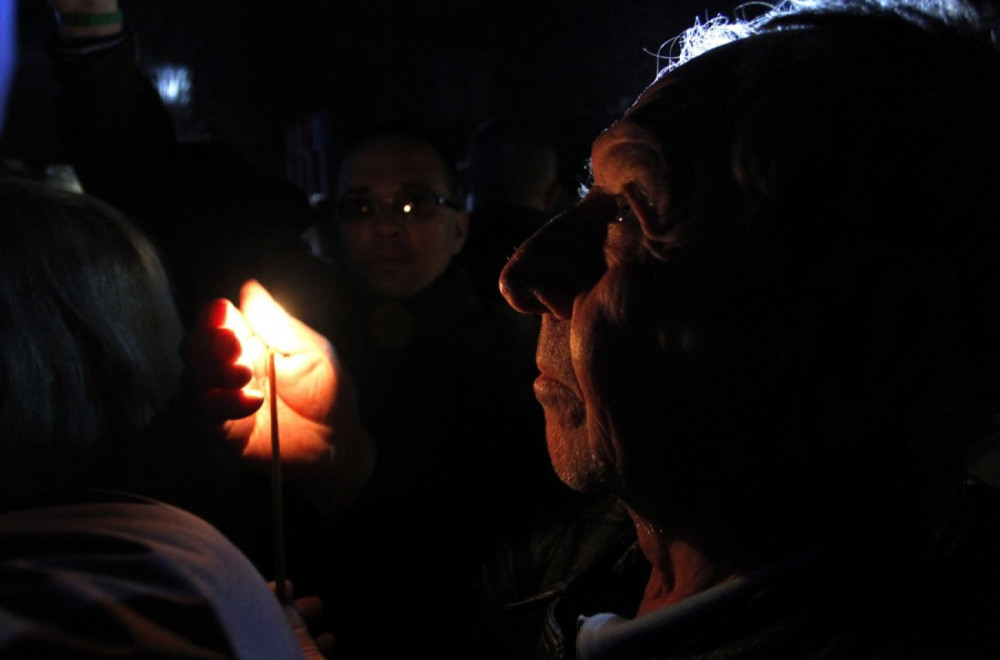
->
[543,414,609,493]
[549,455,610,494]
[362,276,423,301]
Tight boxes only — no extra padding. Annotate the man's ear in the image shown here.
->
[633,203,666,238]
[452,211,469,254]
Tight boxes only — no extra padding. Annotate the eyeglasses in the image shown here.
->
[316,187,463,224]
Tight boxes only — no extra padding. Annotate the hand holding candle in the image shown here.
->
[181,280,375,511]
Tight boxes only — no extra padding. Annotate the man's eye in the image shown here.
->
[402,193,427,214]
[338,198,374,220]
[615,198,636,223]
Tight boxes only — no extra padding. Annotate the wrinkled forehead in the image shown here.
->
[590,123,666,190]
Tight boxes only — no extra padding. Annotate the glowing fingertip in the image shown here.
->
[243,387,264,400]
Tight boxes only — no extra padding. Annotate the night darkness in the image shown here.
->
[2,0,746,193]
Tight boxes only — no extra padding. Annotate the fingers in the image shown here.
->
[182,296,263,422]
[241,280,293,350]
[291,594,334,657]
[182,296,263,387]
[194,297,232,329]
[292,595,323,624]
[200,387,264,421]
[266,581,323,625]
[180,327,252,389]
[265,581,333,660]
[180,325,241,364]
[313,632,335,657]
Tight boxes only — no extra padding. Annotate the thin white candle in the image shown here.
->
[238,283,295,606]
[269,347,288,605]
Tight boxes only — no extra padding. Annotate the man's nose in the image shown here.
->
[370,203,404,234]
[499,196,612,320]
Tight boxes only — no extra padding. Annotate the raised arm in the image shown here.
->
[46,0,178,212]
[44,0,317,323]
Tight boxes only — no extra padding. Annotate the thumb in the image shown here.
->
[241,279,335,362]
[240,280,302,354]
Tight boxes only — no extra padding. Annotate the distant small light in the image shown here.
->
[44,164,83,194]
[152,65,192,107]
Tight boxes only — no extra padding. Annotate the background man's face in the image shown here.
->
[335,136,468,300]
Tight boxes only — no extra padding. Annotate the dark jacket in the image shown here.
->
[535,479,1000,660]
[283,262,561,659]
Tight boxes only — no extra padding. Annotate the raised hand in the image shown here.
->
[45,0,123,39]
[182,280,374,513]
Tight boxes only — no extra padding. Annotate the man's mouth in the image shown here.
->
[534,369,579,404]
[367,252,409,266]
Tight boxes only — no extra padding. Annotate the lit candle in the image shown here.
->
[268,347,287,605]
[238,285,294,605]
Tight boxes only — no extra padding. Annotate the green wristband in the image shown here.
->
[56,11,124,27]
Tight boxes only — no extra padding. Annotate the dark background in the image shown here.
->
[1,0,746,196]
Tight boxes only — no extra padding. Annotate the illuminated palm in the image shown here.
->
[183,280,374,509]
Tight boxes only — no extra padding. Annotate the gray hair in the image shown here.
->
[653,0,982,75]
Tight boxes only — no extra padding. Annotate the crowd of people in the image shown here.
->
[4,0,1000,658]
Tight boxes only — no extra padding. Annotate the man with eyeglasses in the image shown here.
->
[308,125,469,304]
[268,123,575,659]
[40,1,566,653]
[186,0,1000,657]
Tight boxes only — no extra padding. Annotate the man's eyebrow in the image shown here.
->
[340,183,437,195]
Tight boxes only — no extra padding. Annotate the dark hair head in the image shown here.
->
[333,120,465,201]
[627,2,1000,516]
[0,180,182,494]
[463,116,558,208]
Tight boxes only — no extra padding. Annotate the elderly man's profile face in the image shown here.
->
[500,51,749,498]
[335,135,468,300]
